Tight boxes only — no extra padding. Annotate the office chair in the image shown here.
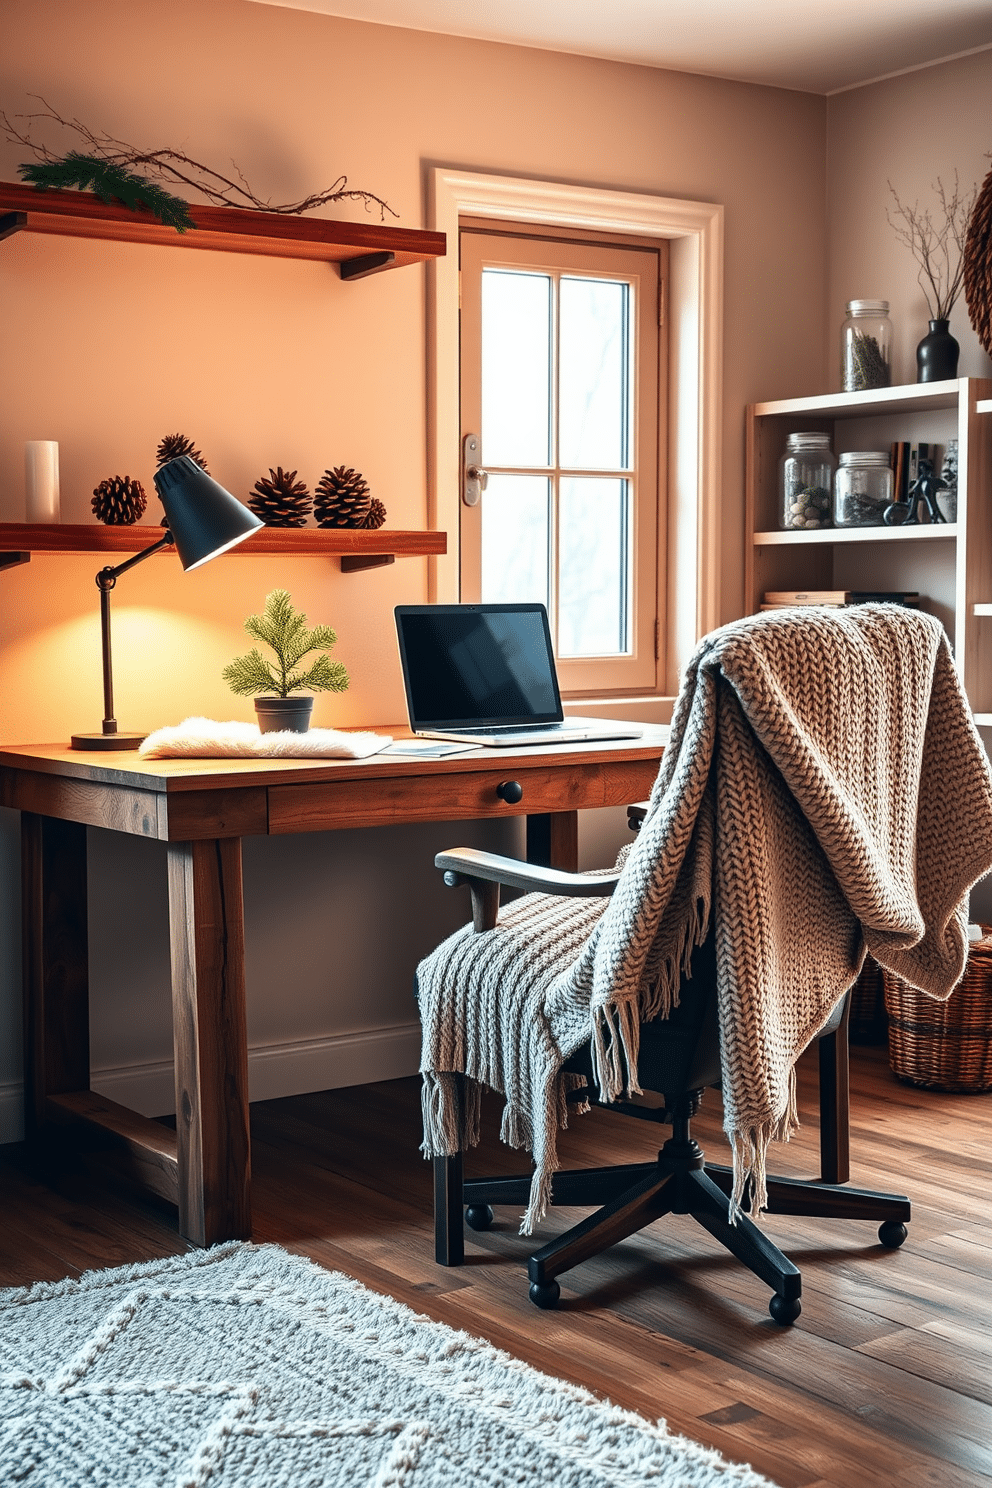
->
[429,842,910,1326]
[418,607,992,1324]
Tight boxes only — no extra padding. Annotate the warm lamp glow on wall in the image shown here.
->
[70,456,262,751]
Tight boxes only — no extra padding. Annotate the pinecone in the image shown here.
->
[248,467,312,527]
[361,497,387,530]
[157,432,209,472]
[91,475,148,525]
[314,466,371,528]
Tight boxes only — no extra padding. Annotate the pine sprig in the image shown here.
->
[222,648,280,697]
[222,589,349,697]
[19,152,194,232]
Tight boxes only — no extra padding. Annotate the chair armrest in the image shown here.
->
[436,847,620,932]
[436,847,620,897]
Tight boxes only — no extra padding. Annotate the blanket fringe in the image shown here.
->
[728,1067,800,1223]
[419,1071,482,1157]
[520,1162,556,1236]
[500,1100,531,1149]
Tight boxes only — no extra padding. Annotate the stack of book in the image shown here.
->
[761,590,920,610]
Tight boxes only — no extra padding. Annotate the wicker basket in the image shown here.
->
[883,927,992,1093]
[849,955,887,1045]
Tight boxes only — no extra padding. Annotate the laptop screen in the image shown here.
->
[394,604,564,729]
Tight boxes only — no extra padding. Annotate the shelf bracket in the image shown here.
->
[0,552,30,572]
[340,553,395,573]
[339,251,395,281]
[0,211,28,242]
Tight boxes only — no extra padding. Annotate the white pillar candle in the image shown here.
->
[25,441,61,523]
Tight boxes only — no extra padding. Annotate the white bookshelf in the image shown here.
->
[745,377,992,714]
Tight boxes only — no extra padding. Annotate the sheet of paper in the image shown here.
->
[381,739,476,758]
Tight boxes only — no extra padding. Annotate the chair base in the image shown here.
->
[434,1109,910,1325]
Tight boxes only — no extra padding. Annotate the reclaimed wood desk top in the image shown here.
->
[0,728,669,842]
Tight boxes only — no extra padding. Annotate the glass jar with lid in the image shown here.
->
[833,451,894,527]
[779,432,835,530]
[841,300,892,392]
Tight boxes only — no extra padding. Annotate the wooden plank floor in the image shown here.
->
[1,1045,989,1488]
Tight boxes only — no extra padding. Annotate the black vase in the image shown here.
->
[916,319,959,382]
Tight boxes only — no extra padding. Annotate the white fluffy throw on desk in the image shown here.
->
[418,606,992,1233]
[139,717,391,759]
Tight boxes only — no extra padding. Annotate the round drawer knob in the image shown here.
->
[496,779,524,804]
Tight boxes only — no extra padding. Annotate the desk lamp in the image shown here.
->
[70,455,262,751]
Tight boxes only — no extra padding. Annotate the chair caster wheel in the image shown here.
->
[529,1280,561,1310]
[878,1221,908,1248]
[465,1204,494,1232]
[769,1292,801,1325]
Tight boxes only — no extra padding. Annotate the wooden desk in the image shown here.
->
[0,732,666,1246]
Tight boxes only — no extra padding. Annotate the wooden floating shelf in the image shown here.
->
[0,522,446,574]
[754,523,956,546]
[0,182,445,278]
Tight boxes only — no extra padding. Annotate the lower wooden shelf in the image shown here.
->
[0,522,446,573]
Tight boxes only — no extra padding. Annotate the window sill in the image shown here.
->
[562,696,675,725]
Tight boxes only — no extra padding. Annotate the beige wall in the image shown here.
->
[827,49,992,387]
[0,0,830,1135]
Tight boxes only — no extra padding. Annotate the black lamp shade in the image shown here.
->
[154,456,262,569]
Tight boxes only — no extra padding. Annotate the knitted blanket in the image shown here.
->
[418,607,992,1232]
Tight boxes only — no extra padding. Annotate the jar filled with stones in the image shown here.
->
[779,431,835,530]
[833,450,894,527]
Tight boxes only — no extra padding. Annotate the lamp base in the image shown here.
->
[70,731,146,752]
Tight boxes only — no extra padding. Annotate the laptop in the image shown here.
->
[394,603,643,747]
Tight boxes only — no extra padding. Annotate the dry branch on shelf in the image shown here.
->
[2,98,397,229]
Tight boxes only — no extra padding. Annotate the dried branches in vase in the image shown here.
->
[1,98,397,233]
[887,174,976,321]
[887,173,977,382]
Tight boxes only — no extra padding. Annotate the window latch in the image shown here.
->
[462,433,488,507]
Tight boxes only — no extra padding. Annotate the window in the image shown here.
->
[460,229,665,695]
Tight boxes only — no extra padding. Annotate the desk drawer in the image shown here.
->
[268,757,660,834]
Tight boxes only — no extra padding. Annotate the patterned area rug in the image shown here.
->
[0,1242,778,1486]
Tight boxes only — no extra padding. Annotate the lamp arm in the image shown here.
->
[94,530,176,735]
[97,529,176,589]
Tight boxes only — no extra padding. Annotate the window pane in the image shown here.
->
[558,478,630,656]
[481,474,551,609]
[482,270,551,468]
[559,277,631,471]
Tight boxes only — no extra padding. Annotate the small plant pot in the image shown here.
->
[254,696,313,733]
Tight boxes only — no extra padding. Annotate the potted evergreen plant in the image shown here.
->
[222,589,349,732]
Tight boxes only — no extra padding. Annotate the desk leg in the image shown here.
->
[526,811,578,872]
[167,838,251,1246]
[21,814,90,1139]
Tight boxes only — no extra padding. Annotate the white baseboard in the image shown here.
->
[0,1022,422,1145]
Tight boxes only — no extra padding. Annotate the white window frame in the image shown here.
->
[428,168,723,704]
